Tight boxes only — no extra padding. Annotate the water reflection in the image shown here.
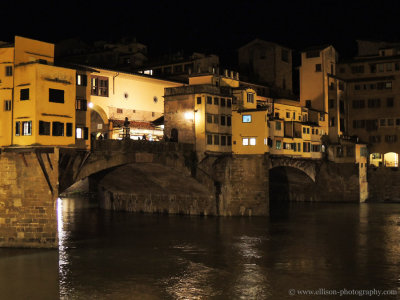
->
[2,198,400,299]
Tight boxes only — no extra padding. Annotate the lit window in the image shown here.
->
[76,128,83,139]
[276,140,282,149]
[249,138,256,146]
[242,115,251,123]
[242,138,249,146]
[91,76,109,97]
[247,93,254,103]
[22,121,32,136]
[77,74,87,86]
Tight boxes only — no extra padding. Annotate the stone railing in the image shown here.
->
[91,140,194,153]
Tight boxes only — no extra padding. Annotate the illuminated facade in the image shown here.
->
[0,36,89,148]
[338,40,400,167]
[86,67,181,140]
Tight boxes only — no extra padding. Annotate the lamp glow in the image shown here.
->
[88,102,94,109]
[184,112,194,120]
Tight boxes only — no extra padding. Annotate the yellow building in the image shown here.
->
[0,36,82,148]
[164,72,236,156]
[86,67,181,140]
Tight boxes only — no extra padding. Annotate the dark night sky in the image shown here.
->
[3,0,400,66]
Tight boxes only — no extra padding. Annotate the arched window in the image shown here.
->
[384,152,398,167]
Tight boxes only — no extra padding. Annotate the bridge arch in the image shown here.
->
[268,156,319,182]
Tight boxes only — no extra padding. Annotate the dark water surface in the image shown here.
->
[1,198,400,299]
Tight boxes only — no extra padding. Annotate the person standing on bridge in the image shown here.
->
[123,117,130,139]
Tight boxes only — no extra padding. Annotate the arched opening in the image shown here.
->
[269,166,315,215]
[369,153,382,167]
[384,152,398,167]
[90,105,109,140]
[170,128,178,142]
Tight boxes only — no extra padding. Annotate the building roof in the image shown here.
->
[238,38,291,51]
[301,44,333,53]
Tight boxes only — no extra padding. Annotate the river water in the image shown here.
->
[0,197,400,299]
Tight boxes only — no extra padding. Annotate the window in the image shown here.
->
[303,142,310,152]
[206,114,213,123]
[197,97,201,104]
[388,119,394,126]
[366,119,378,131]
[352,100,365,109]
[386,63,392,71]
[227,116,231,126]
[380,119,386,127]
[330,118,335,127]
[369,136,381,143]
[249,138,256,146]
[339,100,345,114]
[397,119,400,126]
[49,88,65,103]
[15,122,20,136]
[76,127,89,140]
[315,64,322,72]
[76,99,87,111]
[213,135,219,145]
[368,98,381,108]
[20,88,29,100]
[214,97,219,105]
[39,121,50,135]
[307,128,310,134]
[351,65,364,73]
[22,121,32,136]
[387,98,394,107]
[221,98,226,107]
[286,112,290,118]
[306,100,311,108]
[117,108,123,114]
[338,82,344,90]
[91,76,109,97]
[221,136,226,146]
[213,115,219,124]
[66,123,73,137]
[276,140,282,149]
[353,120,366,129]
[227,99,232,107]
[219,115,225,126]
[52,122,64,136]
[242,115,252,123]
[207,134,212,145]
[227,136,232,146]
[76,74,87,86]
[247,93,254,103]
[5,66,12,76]
[275,121,282,130]
[76,127,83,139]
[385,135,397,143]
[370,64,376,73]
[207,96,212,104]
[378,63,384,72]
[4,100,11,111]
[242,138,249,146]
[282,49,289,62]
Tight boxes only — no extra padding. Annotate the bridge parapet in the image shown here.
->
[91,140,194,154]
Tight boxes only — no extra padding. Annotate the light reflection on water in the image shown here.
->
[1,199,400,299]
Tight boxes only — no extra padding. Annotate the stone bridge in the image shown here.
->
[0,142,364,248]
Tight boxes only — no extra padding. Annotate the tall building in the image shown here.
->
[238,39,293,93]
[0,36,89,148]
[338,40,400,167]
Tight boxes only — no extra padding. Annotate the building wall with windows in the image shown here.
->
[300,45,337,113]
[0,36,79,147]
[88,68,181,140]
[164,74,235,155]
[338,52,400,164]
[75,71,91,148]
[238,39,293,92]
[13,63,76,146]
[0,46,14,146]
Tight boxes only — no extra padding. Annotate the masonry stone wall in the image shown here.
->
[0,150,58,248]
[367,167,400,202]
